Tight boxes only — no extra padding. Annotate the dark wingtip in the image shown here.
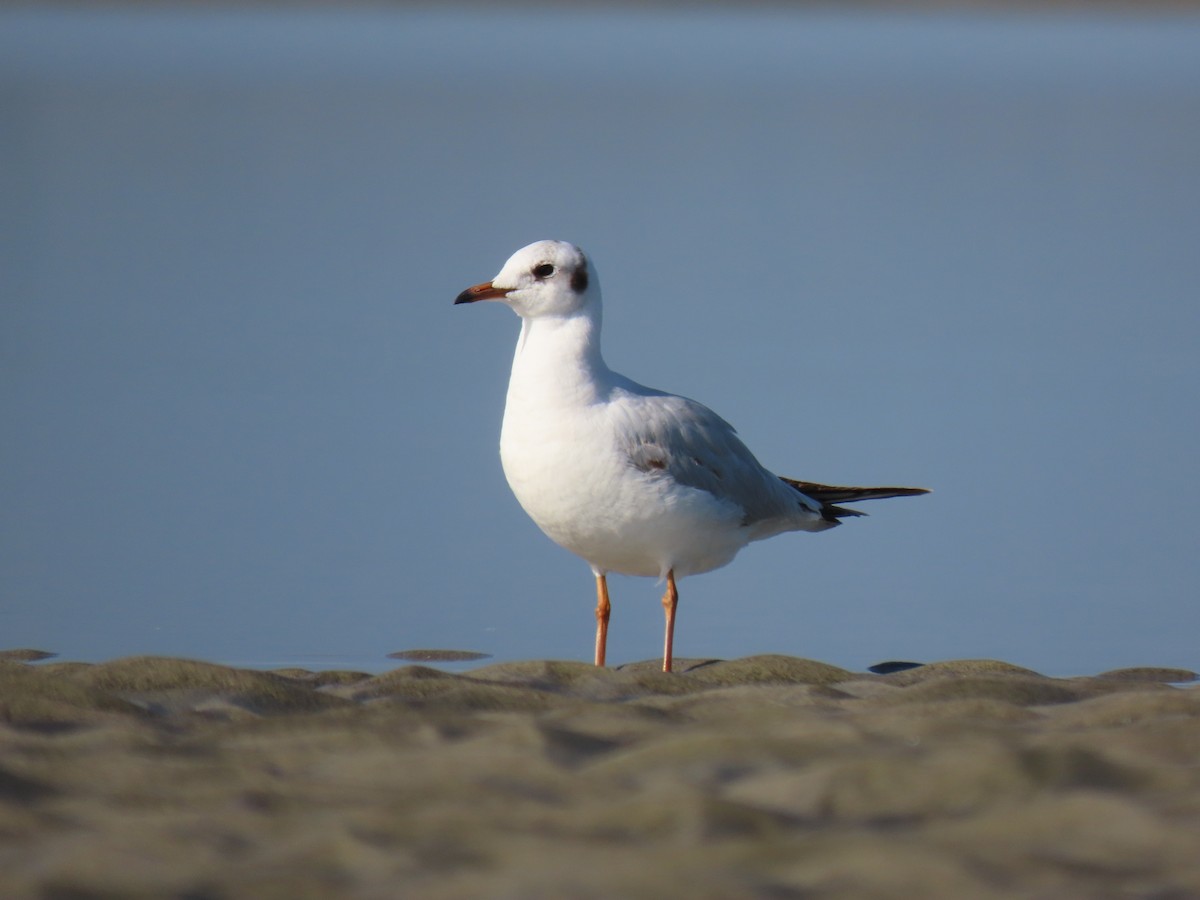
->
[823,504,867,522]
[782,478,931,504]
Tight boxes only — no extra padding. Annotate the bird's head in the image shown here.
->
[455,240,597,319]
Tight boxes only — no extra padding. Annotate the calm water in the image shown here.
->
[2,9,1199,675]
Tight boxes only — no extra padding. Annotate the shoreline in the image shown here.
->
[2,653,1199,897]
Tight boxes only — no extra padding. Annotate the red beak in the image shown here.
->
[454,281,509,305]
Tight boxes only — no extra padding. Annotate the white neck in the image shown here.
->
[507,308,611,410]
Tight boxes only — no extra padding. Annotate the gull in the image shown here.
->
[456,240,928,672]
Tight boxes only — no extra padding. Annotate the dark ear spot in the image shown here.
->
[571,267,589,292]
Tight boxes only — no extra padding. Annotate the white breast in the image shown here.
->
[500,398,750,578]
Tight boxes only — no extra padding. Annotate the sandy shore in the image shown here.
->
[2,653,1199,898]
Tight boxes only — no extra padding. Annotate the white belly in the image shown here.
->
[500,403,749,578]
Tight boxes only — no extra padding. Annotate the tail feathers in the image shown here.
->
[781,477,929,524]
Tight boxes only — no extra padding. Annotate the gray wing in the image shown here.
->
[611,386,822,525]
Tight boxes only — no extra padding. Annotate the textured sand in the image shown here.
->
[2,654,1199,898]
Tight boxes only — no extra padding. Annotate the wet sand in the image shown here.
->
[2,654,1199,898]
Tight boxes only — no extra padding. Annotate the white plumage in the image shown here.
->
[456,240,926,671]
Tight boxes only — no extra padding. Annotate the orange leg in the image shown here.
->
[661,569,678,673]
[594,573,611,667]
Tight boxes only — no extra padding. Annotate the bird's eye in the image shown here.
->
[532,263,556,279]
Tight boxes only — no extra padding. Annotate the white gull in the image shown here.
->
[456,240,927,672]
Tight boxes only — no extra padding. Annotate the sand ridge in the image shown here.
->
[1,654,1199,898]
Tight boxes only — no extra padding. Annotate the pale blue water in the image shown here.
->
[2,8,1199,675]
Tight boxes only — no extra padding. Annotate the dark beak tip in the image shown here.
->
[454,281,506,306]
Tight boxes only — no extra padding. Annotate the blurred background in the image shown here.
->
[2,5,1198,675]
